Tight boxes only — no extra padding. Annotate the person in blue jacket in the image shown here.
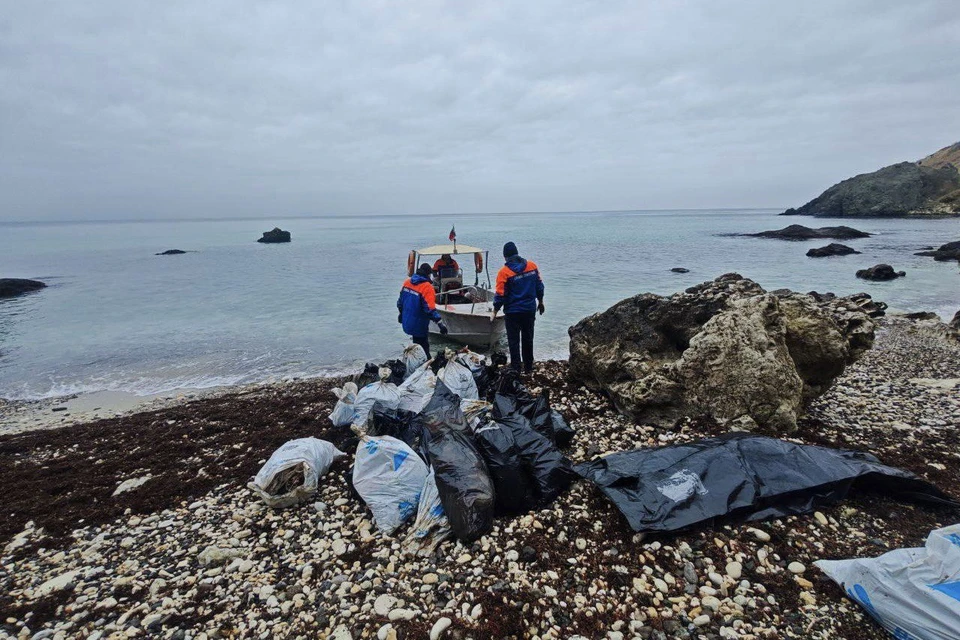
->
[492,241,545,373]
[398,263,448,358]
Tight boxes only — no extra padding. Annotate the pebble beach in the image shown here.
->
[1,316,958,640]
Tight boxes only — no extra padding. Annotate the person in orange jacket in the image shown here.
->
[397,263,448,357]
[493,241,544,373]
[432,254,460,279]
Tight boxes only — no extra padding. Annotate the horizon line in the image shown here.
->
[0,207,784,226]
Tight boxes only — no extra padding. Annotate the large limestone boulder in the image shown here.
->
[567,274,876,434]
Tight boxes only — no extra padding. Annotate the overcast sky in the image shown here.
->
[1,0,958,221]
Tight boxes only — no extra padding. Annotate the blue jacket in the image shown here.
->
[397,275,442,337]
[493,257,544,314]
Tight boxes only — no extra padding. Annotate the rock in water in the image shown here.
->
[567,274,876,434]
[856,264,906,281]
[156,249,186,255]
[257,227,291,243]
[806,243,861,257]
[671,267,690,273]
[904,311,940,321]
[0,278,46,298]
[781,142,960,218]
[914,240,960,262]
[747,225,871,241]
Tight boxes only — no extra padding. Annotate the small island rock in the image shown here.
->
[856,264,905,281]
[914,240,960,262]
[0,278,47,299]
[156,249,186,256]
[258,228,291,243]
[671,267,690,273]
[748,225,871,241]
[806,243,861,257]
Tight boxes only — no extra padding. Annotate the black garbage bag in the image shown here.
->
[420,381,495,542]
[474,420,536,515]
[576,433,959,534]
[497,412,575,507]
[429,349,449,375]
[383,359,406,385]
[472,364,490,398]
[492,390,575,448]
[355,363,381,388]
[356,360,406,387]
[367,404,426,462]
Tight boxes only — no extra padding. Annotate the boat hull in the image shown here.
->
[431,302,505,350]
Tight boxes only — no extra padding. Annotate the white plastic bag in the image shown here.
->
[329,382,359,427]
[402,468,452,555]
[815,523,960,640]
[455,349,486,377]
[460,398,490,428]
[397,362,436,414]
[352,375,402,430]
[249,438,345,509]
[352,435,428,535]
[403,344,428,379]
[438,358,478,400]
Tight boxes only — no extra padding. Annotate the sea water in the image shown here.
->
[1,210,958,400]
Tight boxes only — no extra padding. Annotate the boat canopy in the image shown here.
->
[416,244,485,256]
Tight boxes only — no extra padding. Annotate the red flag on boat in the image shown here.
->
[449,226,456,242]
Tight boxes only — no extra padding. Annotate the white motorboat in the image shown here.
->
[406,242,505,350]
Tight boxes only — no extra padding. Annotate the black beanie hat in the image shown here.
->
[503,241,518,258]
[416,263,433,278]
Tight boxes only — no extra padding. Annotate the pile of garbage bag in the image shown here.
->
[576,433,959,533]
[328,346,577,546]
[816,523,960,640]
[255,345,960,563]
[249,437,346,509]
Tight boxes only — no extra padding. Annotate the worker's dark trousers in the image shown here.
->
[411,335,431,359]
[504,311,536,373]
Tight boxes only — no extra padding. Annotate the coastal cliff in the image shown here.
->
[783,141,960,218]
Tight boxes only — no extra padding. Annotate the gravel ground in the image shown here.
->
[1,318,958,640]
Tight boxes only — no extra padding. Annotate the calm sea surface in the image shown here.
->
[2,210,958,400]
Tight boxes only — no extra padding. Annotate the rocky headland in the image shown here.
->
[782,141,960,218]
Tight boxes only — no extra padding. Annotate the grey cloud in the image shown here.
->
[1,0,958,220]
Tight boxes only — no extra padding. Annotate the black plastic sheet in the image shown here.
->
[576,433,959,534]
[420,381,496,542]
